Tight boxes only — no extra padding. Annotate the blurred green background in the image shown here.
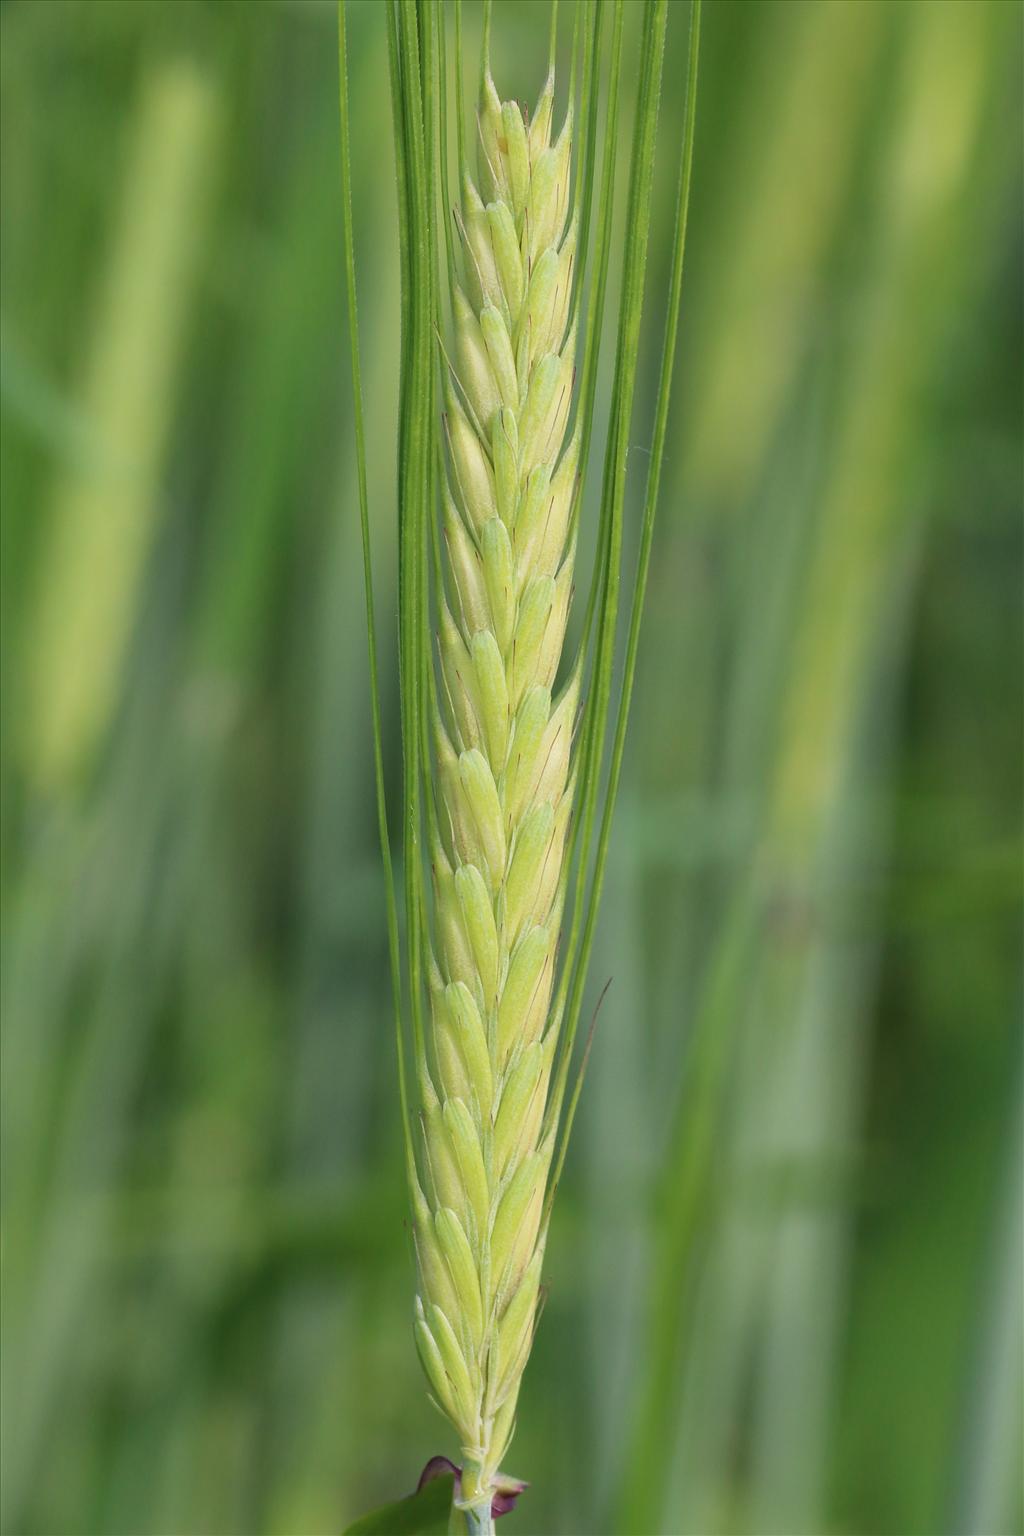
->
[1,2,1021,1534]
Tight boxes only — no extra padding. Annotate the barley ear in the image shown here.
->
[347,2,708,1527]
[414,46,579,1520]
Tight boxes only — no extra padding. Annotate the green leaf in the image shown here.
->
[342,1472,456,1536]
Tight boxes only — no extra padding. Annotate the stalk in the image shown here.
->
[465,1508,494,1536]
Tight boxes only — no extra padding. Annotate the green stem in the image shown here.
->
[458,1454,494,1536]
[461,1503,494,1536]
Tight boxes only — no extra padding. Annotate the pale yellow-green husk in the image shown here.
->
[411,63,578,1515]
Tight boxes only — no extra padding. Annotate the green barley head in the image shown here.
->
[340,0,701,1525]
[411,56,578,1525]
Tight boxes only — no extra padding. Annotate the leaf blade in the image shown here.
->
[342,1472,456,1536]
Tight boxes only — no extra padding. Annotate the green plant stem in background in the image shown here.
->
[25,64,218,790]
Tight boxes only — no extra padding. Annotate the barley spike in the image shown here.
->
[413,53,577,1524]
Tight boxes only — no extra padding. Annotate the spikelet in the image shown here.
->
[414,60,577,1517]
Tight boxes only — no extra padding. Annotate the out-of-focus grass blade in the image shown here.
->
[947,1062,1023,1536]
[684,0,884,511]
[24,62,219,790]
